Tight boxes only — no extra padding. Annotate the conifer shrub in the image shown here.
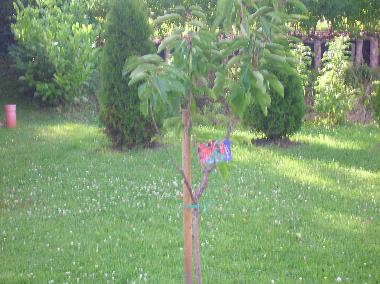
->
[243,70,305,140]
[99,0,158,149]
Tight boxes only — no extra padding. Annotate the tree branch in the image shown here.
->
[149,103,196,204]
[194,164,216,201]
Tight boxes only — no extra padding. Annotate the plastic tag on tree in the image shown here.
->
[197,139,232,165]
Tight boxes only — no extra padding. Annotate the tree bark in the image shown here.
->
[355,39,363,66]
[369,36,379,68]
[314,40,322,73]
[182,109,192,284]
[193,208,202,284]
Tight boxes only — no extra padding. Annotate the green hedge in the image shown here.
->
[243,70,305,140]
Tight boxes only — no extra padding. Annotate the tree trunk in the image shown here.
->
[182,109,192,284]
[355,39,363,65]
[193,208,202,284]
[314,40,322,73]
[369,36,379,68]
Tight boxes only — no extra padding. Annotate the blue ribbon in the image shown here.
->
[183,201,213,211]
[183,204,200,209]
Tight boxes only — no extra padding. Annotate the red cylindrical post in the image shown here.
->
[4,104,16,128]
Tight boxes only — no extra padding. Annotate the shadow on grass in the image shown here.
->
[200,149,379,282]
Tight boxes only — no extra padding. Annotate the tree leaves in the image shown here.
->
[248,6,274,23]
[157,34,181,54]
[264,73,284,98]
[154,13,182,25]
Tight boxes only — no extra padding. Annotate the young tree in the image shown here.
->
[126,1,302,282]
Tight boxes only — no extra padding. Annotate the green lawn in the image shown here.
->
[1,61,380,283]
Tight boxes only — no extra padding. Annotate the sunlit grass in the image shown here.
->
[0,101,379,283]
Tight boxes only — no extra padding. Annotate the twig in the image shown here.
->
[195,164,216,201]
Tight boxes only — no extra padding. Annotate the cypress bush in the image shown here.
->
[99,0,157,149]
[243,70,305,140]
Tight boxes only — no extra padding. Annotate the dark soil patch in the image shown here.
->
[251,137,303,149]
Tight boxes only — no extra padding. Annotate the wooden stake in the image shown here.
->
[314,40,322,73]
[370,36,379,68]
[182,109,192,284]
[355,38,363,66]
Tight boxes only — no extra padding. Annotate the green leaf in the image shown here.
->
[154,13,182,26]
[124,56,139,74]
[264,53,287,64]
[218,163,229,180]
[139,54,163,64]
[139,95,149,116]
[248,6,274,22]
[190,19,205,28]
[191,10,206,20]
[155,77,169,103]
[288,0,307,12]
[252,70,266,94]
[189,5,203,12]
[230,83,246,117]
[226,54,242,69]
[168,80,185,96]
[175,5,186,15]
[266,74,284,98]
[253,84,271,116]
[128,72,148,86]
[157,34,181,54]
[130,63,156,78]
[213,0,228,28]
[213,71,225,96]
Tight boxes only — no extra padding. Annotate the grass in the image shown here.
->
[1,57,380,283]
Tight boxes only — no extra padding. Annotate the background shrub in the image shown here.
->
[11,0,99,106]
[243,69,305,140]
[314,36,354,125]
[372,81,380,125]
[290,42,313,96]
[98,0,158,149]
[0,0,15,52]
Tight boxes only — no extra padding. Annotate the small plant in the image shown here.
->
[314,36,354,125]
[372,81,380,125]
[98,0,158,149]
[290,42,313,96]
[345,65,380,123]
[243,69,305,140]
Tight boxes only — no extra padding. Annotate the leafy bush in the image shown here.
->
[290,42,313,95]
[314,36,354,124]
[11,0,99,105]
[0,0,15,52]
[372,81,380,125]
[98,0,158,149]
[243,69,305,140]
